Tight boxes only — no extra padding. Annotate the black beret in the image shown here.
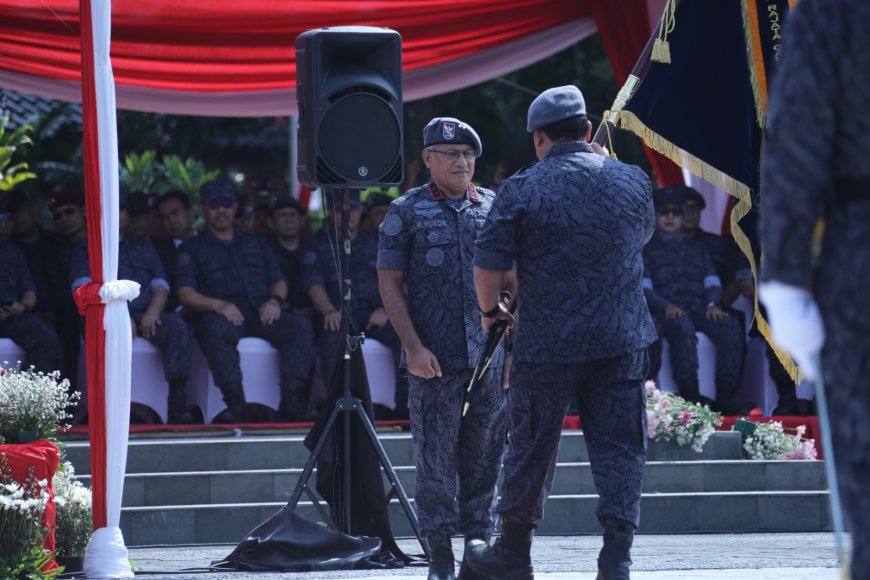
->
[652,186,687,208]
[200,179,238,204]
[681,186,706,209]
[423,117,482,157]
[366,192,393,208]
[270,195,306,215]
[325,189,361,211]
[46,190,85,211]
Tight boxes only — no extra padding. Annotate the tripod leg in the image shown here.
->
[353,405,429,558]
[287,404,342,509]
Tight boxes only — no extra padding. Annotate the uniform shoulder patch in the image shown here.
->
[382,214,403,236]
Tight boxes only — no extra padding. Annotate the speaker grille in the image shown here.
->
[318,92,401,184]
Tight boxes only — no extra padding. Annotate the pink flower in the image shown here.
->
[647,410,660,437]
[679,410,693,425]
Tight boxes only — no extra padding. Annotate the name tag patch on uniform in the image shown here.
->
[426,247,445,267]
[382,214,403,236]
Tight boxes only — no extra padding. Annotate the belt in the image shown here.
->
[836,178,870,206]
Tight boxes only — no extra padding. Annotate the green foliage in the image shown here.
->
[12,104,84,194]
[160,154,220,201]
[120,150,160,193]
[119,150,219,204]
[0,116,37,191]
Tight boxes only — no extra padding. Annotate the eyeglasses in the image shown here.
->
[206,197,235,209]
[52,206,79,220]
[656,206,683,217]
[426,148,477,162]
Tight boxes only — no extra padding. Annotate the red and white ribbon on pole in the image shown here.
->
[78,1,138,577]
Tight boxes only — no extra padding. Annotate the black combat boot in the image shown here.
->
[277,379,317,422]
[426,534,456,580]
[712,381,752,416]
[466,520,534,580]
[213,381,249,423]
[595,518,634,580]
[675,377,701,404]
[167,379,196,424]
[771,381,800,415]
[458,533,490,580]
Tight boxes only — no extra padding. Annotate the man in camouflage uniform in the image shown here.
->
[71,190,196,423]
[176,179,315,423]
[643,187,748,414]
[0,194,60,372]
[468,86,656,580]
[760,0,870,576]
[379,117,509,580]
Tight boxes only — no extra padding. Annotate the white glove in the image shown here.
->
[759,280,825,382]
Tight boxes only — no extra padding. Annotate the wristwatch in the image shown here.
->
[478,304,501,318]
[270,295,285,307]
[706,301,719,310]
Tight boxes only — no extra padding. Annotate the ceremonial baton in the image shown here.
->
[810,355,850,579]
[463,291,515,417]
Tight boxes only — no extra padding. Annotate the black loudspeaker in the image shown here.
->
[296,26,403,188]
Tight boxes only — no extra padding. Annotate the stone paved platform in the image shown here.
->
[106,532,847,579]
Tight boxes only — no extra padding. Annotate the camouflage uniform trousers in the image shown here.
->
[194,307,315,387]
[0,313,60,373]
[408,367,508,537]
[658,311,745,387]
[498,350,648,528]
[133,311,192,382]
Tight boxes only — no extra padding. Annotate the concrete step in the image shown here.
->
[77,460,826,508]
[63,430,744,475]
[118,490,832,546]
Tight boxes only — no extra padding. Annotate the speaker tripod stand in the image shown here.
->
[287,188,427,560]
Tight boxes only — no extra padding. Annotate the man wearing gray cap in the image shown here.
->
[469,86,656,580]
[378,117,510,580]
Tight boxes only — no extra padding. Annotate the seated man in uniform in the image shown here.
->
[643,187,750,414]
[154,190,197,313]
[176,179,316,423]
[302,189,401,401]
[71,190,196,424]
[267,195,313,318]
[0,193,61,373]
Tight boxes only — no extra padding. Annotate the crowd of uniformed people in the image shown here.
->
[0,183,403,424]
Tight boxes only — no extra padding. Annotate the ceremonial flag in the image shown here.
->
[607,0,797,377]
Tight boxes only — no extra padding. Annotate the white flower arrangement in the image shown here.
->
[52,460,93,558]
[739,420,818,460]
[0,454,58,578]
[0,363,79,444]
[645,380,723,453]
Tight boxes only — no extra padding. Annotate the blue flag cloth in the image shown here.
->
[614,0,798,378]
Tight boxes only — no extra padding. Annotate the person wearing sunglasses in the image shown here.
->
[642,187,749,417]
[175,179,316,423]
[378,117,510,580]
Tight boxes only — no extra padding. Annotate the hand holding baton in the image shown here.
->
[463,291,516,416]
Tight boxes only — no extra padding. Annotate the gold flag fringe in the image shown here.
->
[651,0,677,63]
[618,110,802,382]
[741,0,768,127]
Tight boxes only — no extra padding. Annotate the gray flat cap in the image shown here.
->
[527,85,587,132]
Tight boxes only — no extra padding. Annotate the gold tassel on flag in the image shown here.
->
[652,0,677,63]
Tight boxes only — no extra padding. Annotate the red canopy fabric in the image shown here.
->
[0,0,598,115]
